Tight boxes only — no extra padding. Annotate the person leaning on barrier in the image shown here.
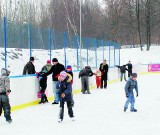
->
[23,57,36,75]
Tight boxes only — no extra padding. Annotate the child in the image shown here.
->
[37,72,48,104]
[94,69,101,89]
[124,73,138,112]
[56,71,74,122]
[66,65,74,106]
[0,68,12,123]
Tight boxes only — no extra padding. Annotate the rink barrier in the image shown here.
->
[9,65,159,112]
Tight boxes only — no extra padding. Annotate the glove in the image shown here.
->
[126,93,129,98]
[136,92,138,97]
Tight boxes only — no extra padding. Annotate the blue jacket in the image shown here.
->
[56,75,72,102]
[125,78,138,95]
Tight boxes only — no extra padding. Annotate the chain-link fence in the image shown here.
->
[0,17,120,73]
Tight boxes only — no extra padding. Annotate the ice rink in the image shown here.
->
[0,73,160,135]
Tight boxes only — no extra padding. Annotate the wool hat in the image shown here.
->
[60,71,67,78]
[47,60,51,64]
[30,57,34,61]
[132,73,137,78]
[52,58,58,62]
[66,65,72,71]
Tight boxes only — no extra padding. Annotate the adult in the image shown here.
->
[43,58,65,104]
[23,57,36,75]
[116,65,128,81]
[126,61,133,77]
[99,60,108,89]
[79,66,93,94]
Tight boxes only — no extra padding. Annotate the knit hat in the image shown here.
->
[52,58,58,62]
[66,65,72,71]
[132,73,137,78]
[47,60,51,64]
[30,57,34,61]
[60,71,67,78]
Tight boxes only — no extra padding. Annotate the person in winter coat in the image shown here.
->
[56,71,74,122]
[79,66,93,94]
[126,61,133,77]
[124,73,138,112]
[41,60,52,73]
[42,58,65,104]
[66,65,74,106]
[37,60,52,104]
[0,68,12,123]
[99,59,108,89]
[37,72,48,104]
[23,57,36,75]
[94,69,101,89]
[116,65,129,81]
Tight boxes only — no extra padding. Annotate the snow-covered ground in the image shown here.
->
[0,73,160,135]
[0,46,160,75]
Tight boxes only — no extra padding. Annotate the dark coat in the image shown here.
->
[44,63,65,81]
[127,63,133,71]
[116,65,128,73]
[79,66,93,78]
[56,77,72,102]
[99,63,108,79]
[23,61,36,75]
[38,72,47,93]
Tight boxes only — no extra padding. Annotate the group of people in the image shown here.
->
[0,57,138,124]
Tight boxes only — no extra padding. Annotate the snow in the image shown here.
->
[0,46,160,75]
[0,73,160,135]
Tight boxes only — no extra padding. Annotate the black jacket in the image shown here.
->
[44,63,65,81]
[116,65,128,73]
[79,66,93,78]
[23,61,36,75]
[99,63,108,76]
[127,63,133,71]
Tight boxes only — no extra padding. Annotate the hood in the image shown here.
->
[1,68,10,76]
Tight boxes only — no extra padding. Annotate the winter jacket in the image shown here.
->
[0,68,10,94]
[116,65,129,73]
[99,63,108,76]
[23,61,36,75]
[66,70,73,84]
[127,63,133,71]
[43,63,65,81]
[41,64,52,73]
[79,66,93,78]
[56,74,72,102]
[125,78,138,96]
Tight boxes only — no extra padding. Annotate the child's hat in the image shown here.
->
[66,65,72,70]
[131,73,137,77]
[47,60,51,64]
[60,71,67,78]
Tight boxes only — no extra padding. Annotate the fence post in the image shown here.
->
[86,37,88,65]
[64,32,67,68]
[114,42,116,66]
[109,41,111,67]
[94,38,97,69]
[28,23,32,57]
[102,40,104,61]
[119,43,121,66]
[49,28,52,61]
[76,34,79,70]
[3,16,7,68]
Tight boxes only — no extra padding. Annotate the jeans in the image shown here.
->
[52,81,59,103]
[124,94,135,111]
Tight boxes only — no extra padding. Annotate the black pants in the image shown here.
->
[101,75,107,88]
[59,101,74,120]
[0,94,11,121]
[128,70,132,77]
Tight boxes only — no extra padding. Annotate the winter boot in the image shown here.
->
[131,109,137,112]
[124,107,127,112]
[43,94,48,103]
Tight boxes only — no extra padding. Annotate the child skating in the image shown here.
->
[124,73,138,112]
[56,71,74,122]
